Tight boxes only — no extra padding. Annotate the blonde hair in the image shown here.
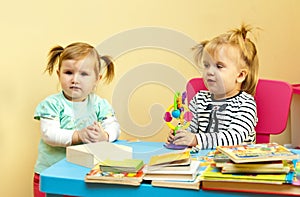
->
[193,24,259,96]
[45,42,115,83]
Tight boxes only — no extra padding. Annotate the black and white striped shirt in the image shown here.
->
[188,90,257,149]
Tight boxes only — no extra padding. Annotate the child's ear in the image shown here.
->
[237,69,248,83]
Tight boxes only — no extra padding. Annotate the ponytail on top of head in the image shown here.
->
[228,23,259,96]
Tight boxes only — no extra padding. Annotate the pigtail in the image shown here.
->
[45,45,64,75]
[100,55,115,83]
[192,40,209,67]
[229,24,260,96]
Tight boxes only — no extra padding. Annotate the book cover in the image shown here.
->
[66,141,132,168]
[215,159,285,168]
[143,160,201,181]
[85,163,145,186]
[151,174,201,190]
[221,166,290,174]
[202,180,300,196]
[99,159,144,173]
[148,150,191,167]
[201,164,293,183]
[292,161,300,186]
[216,143,299,163]
[216,160,294,174]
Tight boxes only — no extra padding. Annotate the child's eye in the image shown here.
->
[64,71,73,75]
[203,63,210,68]
[216,64,223,69]
[81,72,89,76]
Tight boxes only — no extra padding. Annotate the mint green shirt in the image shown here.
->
[34,92,118,173]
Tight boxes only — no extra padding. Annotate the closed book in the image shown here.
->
[66,142,132,168]
[151,174,201,190]
[216,143,299,163]
[143,160,200,181]
[202,181,300,196]
[99,159,144,173]
[85,163,145,186]
[215,159,286,168]
[221,166,290,174]
[202,164,294,184]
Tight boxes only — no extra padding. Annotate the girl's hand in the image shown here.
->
[93,122,109,142]
[77,126,99,143]
[172,130,198,147]
[166,129,175,144]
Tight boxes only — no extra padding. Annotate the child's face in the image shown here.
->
[202,45,246,99]
[57,57,100,102]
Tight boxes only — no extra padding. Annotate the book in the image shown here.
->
[85,163,145,186]
[215,160,293,174]
[147,150,191,167]
[150,150,213,190]
[151,174,201,190]
[220,166,291,174]
[215,159,285,168]
[143,160,201,181]
[201,164,294,184]
[212,150,231,163]
[66,141,132,168]
[202,180,300,196]
[216,143,299,163]
[292,161,300,186]
[99,159,144,173]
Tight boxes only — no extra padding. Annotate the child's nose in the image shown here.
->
[206,66,215,75]
[72,74,79,84]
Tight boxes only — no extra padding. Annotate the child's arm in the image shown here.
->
[95,98,121,142]
[172,129,198,147]
[72,125,102,144]
[40,118,74,147]
[40,118,103,146]
[99,117,120,142]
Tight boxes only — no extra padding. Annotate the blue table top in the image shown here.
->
[40,141,298,197]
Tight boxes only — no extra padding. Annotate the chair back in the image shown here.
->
[186,78,293,143]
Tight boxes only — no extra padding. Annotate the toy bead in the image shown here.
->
[182,92,187,104]
[164,112,172,122]
[184,111,193,121]
[172,109,181,118]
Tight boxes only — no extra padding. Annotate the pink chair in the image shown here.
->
[186,78,293,143]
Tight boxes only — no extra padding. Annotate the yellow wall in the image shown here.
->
[1,0,299,196]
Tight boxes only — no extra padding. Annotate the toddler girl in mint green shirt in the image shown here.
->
[33,42,120,197]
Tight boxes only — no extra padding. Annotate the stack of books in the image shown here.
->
[142,150,202,190]
[201,143,300,195]
[85,158,145,186]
